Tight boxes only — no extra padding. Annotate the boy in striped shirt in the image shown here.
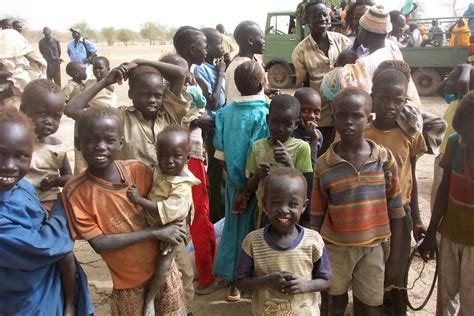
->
[311,88,405,315]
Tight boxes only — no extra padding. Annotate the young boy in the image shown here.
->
[311,87,405,315]
[127,125,200,315]
[64,59,190,168]
[63,61,87,103]
[241,94,313,228]
[365,68,427,315]
[235,168,331,315]
[62,106,188,315]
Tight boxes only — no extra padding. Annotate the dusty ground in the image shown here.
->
[49,43,445,315]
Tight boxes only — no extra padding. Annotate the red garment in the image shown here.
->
[188,158,217,287]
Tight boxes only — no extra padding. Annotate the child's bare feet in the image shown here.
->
[143,299,155,316]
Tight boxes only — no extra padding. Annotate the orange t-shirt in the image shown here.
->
[62,160,156,289]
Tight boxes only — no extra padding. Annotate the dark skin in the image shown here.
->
[77,116,187,254]
[330,94,403,315]
[236,176,330,295]
[23,91,73,191]
[70,63,87,84]
[305,3,331,57]
[357,28,386,54]
[296,91,322,147]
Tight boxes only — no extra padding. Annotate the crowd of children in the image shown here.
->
[0,1,473,315]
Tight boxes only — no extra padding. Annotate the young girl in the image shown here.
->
[213,60,269,301]
[173,26,219,295]
[21,79,73,211]
[419,91,474,315]
[0,105,92,316]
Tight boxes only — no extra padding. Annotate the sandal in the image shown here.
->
[226,285,241,302]
[195,279,226,295]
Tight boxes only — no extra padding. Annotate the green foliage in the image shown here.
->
[140,22,161,45]
[101,27,116,46]
[117,28,138,46]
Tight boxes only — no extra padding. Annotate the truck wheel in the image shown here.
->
[412,69,442,96]
[268,63,293,89]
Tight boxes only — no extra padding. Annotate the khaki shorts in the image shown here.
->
[326,242,389,306]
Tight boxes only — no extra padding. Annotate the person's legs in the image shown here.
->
[436,236,460,316]
[353,296,380,316]
[188,158,217,289]
[205,133,224,223]
[329,292,349,316]
[111,284,147,316]
[459,242,474,315]
[174,239,195,313]
[154,259,187,316]
[431,154,443,210]
[52,61,61,86]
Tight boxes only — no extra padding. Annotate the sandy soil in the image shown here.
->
[49,43,445,315]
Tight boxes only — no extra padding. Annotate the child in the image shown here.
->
[75,56,117,174]
[365,67,427,315]
[311,87,405,315]
[213,60,269,301]
[62,106,188,315]
[20,80,72,211]
[418,91,474,315]
[293,87,323,224]
[64,58,190,168]
[63,61,87,103]
[241,94,313,228]
[0,106,92,316]
[194,27,227,222]
[419,91,474,315]
[127,125,200,315]
[235,168,331,315]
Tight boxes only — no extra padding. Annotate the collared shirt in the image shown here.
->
[63,79,86,102]
[292,32,351,91]
[311,140,405,246]
[115,88,191,168]
[38,37,61,64]
[67,38,98,66]
[145,166,200,226]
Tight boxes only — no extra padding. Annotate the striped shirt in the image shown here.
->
[236,225,330,315]
[311,140,405,246]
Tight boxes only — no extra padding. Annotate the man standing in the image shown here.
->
[67,28,97,72]
[38,27,62,85]
[12,21,23,33]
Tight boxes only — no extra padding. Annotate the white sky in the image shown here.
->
[1,0,471,32]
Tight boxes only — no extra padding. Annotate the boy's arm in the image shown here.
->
[195,61,226,111]
[88,222,186,254]
[310,170,327,231]
[40,153,73,191]
[409,157,425,241]
[132,59,186,97]
[292,47,308,88]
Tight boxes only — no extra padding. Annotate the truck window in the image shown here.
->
[267,15,296,35]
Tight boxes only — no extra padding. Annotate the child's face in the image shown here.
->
[79,117,122,171]
[207,33,225,59]
[264,177,307,233]
[305,3,330,35]
[129,74,164,120]
[372,83,407,126]
[93,60,109,81]
[25,91,64,140]
[74,65,87,81]
[268,108,298,143]
[191,34,208,66]
[0,122,33,191]
[157,133,189,176]
[298,94,322,126]
[333,95,370,141]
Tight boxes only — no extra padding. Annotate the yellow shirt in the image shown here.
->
[63,79,85,102]
[365,124,427,205]
[116,88,191,168]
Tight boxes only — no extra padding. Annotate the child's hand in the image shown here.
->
[105,62,137,85]
[217,60,226,74]
[264,88,281,99]
[417,231,437,262]
[264,271,293,291]
[152,221,187,246]
[127,186,142,204]
[412,222,427,242]
[273,141,294,168]
[282,276,310,294]
[256,163,271,179]
[160,242,173,256]
[195,114,215,130]
[301,120,319,144]
[232,191,249,214]
[39,176,58,191]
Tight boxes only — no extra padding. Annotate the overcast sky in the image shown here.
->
[1,0,471,32]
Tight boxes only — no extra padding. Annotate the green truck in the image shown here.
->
[263,11,468,95]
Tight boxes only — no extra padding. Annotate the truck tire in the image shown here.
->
[412,69,442,96]
[268,63,293,89]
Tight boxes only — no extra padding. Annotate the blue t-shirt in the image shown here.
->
[194,61,226,117]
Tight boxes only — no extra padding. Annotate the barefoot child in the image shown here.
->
[63,61,87,103]
[63,106,188,315]
[0,106,92,316]
[241,94,313,228]
[364,66,427,315]
[235,168,331,315]
[127,125,200,315]
[311,88,405,315]
[20,80,72,211]
[419,91,474,315]
[213,60,269,301]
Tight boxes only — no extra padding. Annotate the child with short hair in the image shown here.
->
[0,105,92,316]
[240,94,313,228]
[213,60,270,301]
[20,79,72,211]
[63,61,87,103]
[127,125,200,315]
[235,168,331,315]
[419,91,474,315]
[63,106,188,315]
[365,67,427,315]
[311,87,405,315]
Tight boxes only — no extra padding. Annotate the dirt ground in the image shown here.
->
[49,43,445,315]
